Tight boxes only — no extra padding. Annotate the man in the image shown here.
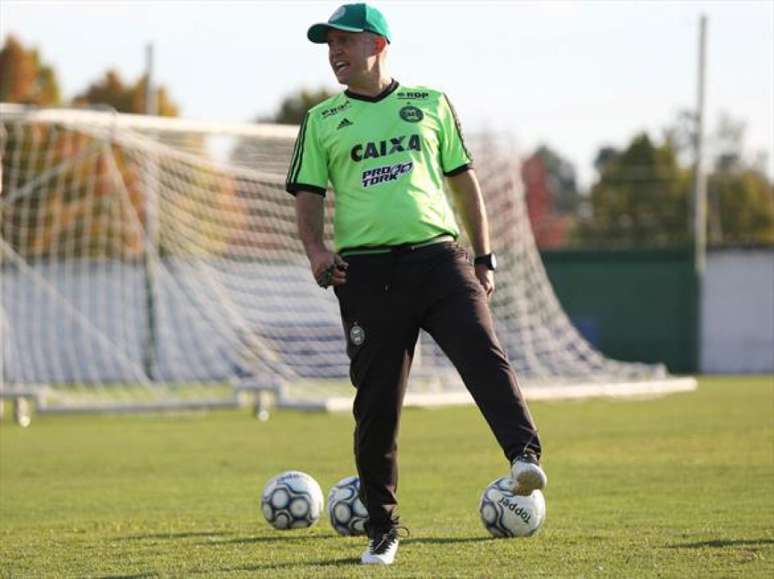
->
[286,3,547,565]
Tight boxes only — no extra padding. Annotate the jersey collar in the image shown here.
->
[345,79,399,102]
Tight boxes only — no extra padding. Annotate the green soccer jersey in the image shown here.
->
[286,80,473,252]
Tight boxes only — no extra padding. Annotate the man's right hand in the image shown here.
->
[294,193,347,288]
[310,248,348,288]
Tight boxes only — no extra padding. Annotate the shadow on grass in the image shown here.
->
[404,536,493,545]
[197,534,344,546]
[189,557,361,574]
[668,538,774,549]
[186,537,494,573]
[97,574,159,579]
[118,531,231,541]
[201,534,492,547]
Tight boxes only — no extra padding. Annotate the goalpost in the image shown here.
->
[0,104,695,418]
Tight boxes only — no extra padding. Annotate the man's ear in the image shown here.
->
[373,35,388,54]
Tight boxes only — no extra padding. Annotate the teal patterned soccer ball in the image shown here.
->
[327,475,369,536]
[479,476,546,538]
[261,471,324,530]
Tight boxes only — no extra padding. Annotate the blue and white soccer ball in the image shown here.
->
[261,470,324,530]
[479,476,546,538]
[327,475,369,536]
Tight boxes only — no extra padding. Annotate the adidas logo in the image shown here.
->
[337,118,354,130]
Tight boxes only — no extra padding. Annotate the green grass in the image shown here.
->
[1,376,772,578]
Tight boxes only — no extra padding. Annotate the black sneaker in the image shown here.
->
[361,526,406,565]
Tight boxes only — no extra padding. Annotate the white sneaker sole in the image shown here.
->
[511,462,547,495]
[361,550,397,565]
[361,554,395,565]
[361,540,398,565]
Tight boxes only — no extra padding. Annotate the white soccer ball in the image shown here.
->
[261,470,324,530]
[327,475,369,536]
[479,476,546,538]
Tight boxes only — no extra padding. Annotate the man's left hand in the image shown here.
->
[474,265,495,300]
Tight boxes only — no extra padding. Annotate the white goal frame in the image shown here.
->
[0,104,696,420]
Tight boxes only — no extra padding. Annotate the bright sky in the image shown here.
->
[2,0,772,186]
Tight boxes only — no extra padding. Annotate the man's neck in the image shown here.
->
[346,73,392,98]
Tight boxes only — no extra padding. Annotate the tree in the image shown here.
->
[1,52,243,262]
[662,111,774,244]
[575,133,691,247]
[72,69,179,116]
[593,146,619,175]
[577,112,774,247]
[522,145,580,248]
[230,87,336,168]
[711,113,746,172]
[0,34,61,105]
[532,145,580,215]
[271,87,336,125]
[708,166,774,245]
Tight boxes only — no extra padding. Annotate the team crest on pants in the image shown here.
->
[350,323,366,346]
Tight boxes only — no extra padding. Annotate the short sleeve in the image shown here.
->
[285,112,329,196]
[438,94,473,176]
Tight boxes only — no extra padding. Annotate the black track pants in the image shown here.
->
[334,242,541,529]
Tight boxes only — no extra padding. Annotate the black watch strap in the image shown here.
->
[474,252,497,271]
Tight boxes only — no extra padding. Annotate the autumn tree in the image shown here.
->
[533,145,580,215]
[0,34,61,105]
[522,145,581,248]
[2,62,183,259]
[72,69,179,116]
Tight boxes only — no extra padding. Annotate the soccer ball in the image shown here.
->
[327,475,369,536]
[479,476,546,538]
[261,470,324,530]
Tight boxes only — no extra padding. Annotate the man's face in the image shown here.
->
[327,29,376,86]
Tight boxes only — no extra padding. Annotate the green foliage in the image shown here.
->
[230,86,336,170]
[577,112,774,248]
[272,88,336,125]
[0,34,61,105]
[704,115,774,244]
[576,133,691,247]
[709,168,774,244]
[1,377,772,577]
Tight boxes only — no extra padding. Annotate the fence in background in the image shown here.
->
[701,247,774,373]
[541,246,773,374]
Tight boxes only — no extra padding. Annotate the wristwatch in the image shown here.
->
[474,252,497,271]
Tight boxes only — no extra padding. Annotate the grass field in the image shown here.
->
[1,375,772,578]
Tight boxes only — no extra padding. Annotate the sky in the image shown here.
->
[2,0,772,187]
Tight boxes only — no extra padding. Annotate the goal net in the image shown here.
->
[0,104,695,414]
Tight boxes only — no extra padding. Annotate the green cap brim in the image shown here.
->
[307,23,365,43]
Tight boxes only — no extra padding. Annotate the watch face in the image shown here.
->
[489,253,497,270]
